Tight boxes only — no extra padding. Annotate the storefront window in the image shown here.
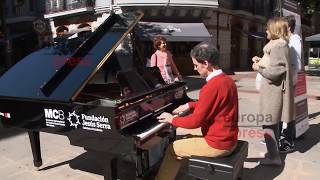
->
[309,47,320,66]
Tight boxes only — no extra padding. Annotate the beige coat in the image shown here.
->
[257,39,294,125]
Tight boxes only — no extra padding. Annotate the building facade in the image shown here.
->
[44,0,96,38]
[42,0,314,73]
[113,0,274,71]
[0,0,45,71]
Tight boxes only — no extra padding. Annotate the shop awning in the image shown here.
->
[135,22,212,42]
[305,34,320,42]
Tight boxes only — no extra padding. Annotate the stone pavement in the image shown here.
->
[238,72,320,180]
[0,72,319,180]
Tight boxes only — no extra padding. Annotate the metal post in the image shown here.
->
[217,10,220,50]
[0,1,12,68]
[110,0,114,12]
[5,39,12,67]
[279,0,282,17]
[275,0,283,17]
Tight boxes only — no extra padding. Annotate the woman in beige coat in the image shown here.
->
[252,17,294,166]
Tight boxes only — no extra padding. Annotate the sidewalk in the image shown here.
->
[232,71,320,99]
[231,72,320,180]
[0,73,319,180]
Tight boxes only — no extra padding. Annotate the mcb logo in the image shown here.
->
[44,108,65,120]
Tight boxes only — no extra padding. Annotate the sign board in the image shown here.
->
[33,19,47,34]
[294,73,309,137]
[308,47,320,69]
[309,57,320,66]
[282,0,309,137]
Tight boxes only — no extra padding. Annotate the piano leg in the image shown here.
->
[28,131,43,169]
[104,157,118,180]
[111,158,118,180]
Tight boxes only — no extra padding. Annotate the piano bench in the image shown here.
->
[188,140,248,180]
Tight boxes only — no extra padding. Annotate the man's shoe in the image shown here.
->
[279,139,295,153]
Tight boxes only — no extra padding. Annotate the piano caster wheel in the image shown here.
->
[34,166,40,171]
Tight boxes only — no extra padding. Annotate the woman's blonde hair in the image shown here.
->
[266,17,290,41]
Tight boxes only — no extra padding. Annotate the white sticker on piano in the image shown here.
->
[44,109,66,127]
[81,113,111,131]
[44,108,111,131]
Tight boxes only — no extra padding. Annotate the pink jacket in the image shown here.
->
[150,50,181,83]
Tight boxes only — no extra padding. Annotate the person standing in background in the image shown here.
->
[279,15,302,153]
[150,36,182,83]
[252,17,294,165]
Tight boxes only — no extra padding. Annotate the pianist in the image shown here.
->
[156,42,239,180]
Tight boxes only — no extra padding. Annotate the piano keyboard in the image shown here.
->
[136,122,168,141]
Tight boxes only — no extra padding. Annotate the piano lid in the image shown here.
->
[0,11,143,102]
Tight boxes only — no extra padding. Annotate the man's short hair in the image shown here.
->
[285,15,296,33]
[190,42,220,66]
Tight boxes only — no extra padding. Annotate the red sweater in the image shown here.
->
[172,73,239,150]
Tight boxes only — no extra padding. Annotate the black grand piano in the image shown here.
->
[0,11,189,180]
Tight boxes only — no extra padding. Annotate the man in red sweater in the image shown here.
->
[156,42,239,180]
